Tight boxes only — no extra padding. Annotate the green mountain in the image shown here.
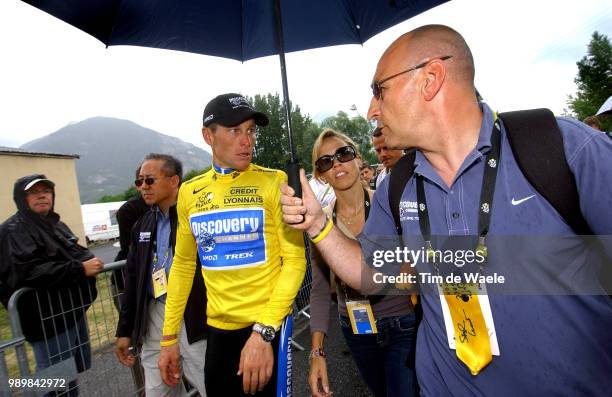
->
[21,117,212,203]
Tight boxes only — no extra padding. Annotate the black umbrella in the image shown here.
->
[22,0,447,193]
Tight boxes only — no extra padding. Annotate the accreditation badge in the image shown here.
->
[152,268,168,299]
[346,300,378,335]
[437,282,500,356]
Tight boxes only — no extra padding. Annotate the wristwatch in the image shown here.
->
[252,323,276,342]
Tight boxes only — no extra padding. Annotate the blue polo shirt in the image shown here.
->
[360,103,612,396]
[149,206,173,301]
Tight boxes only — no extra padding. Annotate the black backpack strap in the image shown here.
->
[389,149,417,235]
[498,108,592,235]
[387,149,421,371]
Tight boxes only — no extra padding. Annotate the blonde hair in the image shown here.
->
[311,128,362,182]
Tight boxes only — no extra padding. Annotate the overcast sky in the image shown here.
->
[0,0,610,152]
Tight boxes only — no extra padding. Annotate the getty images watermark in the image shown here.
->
[372,246,486,268]
[370,246,506,285]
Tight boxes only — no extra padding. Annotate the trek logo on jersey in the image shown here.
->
[399,200,419,221]
[190,207,266,270]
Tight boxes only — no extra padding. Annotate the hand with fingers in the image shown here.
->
[309,354,332,397]
[114,337,135,367]
[83,257,104,276]
[280,169,326,235]
[158,344,182,388]
[237,332,274,395]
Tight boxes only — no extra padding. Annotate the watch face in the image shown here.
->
[262,327,275,342]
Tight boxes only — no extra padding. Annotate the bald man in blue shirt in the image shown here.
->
[280,24,612,396]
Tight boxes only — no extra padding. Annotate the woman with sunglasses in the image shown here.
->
[308,129,417,397]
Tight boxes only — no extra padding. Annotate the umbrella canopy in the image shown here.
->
[22,0,447,194]
[596,95,612,116]
[23,0,447,61]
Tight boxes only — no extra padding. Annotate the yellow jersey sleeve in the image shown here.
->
[162,176,203,340]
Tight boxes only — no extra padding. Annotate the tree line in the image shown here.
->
[566,31,611,131]
[250,93,376,172]
[100,30,610,203]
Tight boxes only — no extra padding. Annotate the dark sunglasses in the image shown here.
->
[371,55,453,99]
[315,145,357,173]
[134,177,157,187]
[134,176,174,187]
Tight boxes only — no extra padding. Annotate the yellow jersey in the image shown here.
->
[163,164,306,335]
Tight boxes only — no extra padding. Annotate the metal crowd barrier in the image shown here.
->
[290,239,314,352]
[0,261,147,396]
[294,239,313,316]
[0,250,316,396]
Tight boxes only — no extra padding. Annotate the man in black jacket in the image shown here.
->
[111,173,149,396]
[0,174,103,395]
[114,195,149,263]
[115,154,207,396]
[111,193,149,311]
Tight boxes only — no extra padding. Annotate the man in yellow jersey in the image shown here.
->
[159,93,306,396]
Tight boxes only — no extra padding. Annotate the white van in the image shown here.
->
[81,201,125,243]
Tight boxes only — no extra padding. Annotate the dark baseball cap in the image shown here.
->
[203,93,269,128]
